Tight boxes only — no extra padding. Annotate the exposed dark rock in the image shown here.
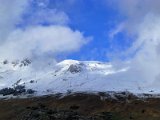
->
[68,64,82,73]
[30,80,35,83]
[13,79,22,87]
[0,85,35,96]
[0,88,15,96]
[26,89,35,94]
[3,60,8,64]
[13,85,26,95]
[114,92,138,101]
[12,60,19,66]
[20,58,31,67]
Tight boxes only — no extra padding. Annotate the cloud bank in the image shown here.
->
[0,0,90,61]
[109,0,160,87]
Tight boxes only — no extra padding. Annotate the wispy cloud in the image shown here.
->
[0,0,28,41]
[108,0,160,86]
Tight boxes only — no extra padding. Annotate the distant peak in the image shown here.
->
[57,59,80,66]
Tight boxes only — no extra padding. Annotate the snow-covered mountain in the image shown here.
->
[0,59,158,96]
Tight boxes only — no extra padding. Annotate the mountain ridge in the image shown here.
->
[0,59,158,97]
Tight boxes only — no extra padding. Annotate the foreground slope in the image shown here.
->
[0,93,160,120]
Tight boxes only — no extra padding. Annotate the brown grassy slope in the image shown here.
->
[0,93,160,120]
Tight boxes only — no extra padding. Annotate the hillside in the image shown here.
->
[0,93,160,120]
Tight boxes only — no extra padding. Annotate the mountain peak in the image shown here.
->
[57,59,80,66]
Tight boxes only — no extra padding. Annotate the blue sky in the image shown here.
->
[58,0,129,61]
[18,0,132,62]
[58,0,133,61]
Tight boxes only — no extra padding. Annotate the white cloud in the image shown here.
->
[109,23,125,39]
[0,0,90,62]
[109,0,160,86]
[0,25,89,60]
[22,0,70,26]
[24,9,69,26]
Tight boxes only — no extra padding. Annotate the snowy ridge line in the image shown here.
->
[0,59,159,97]
[1,90,160,100]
